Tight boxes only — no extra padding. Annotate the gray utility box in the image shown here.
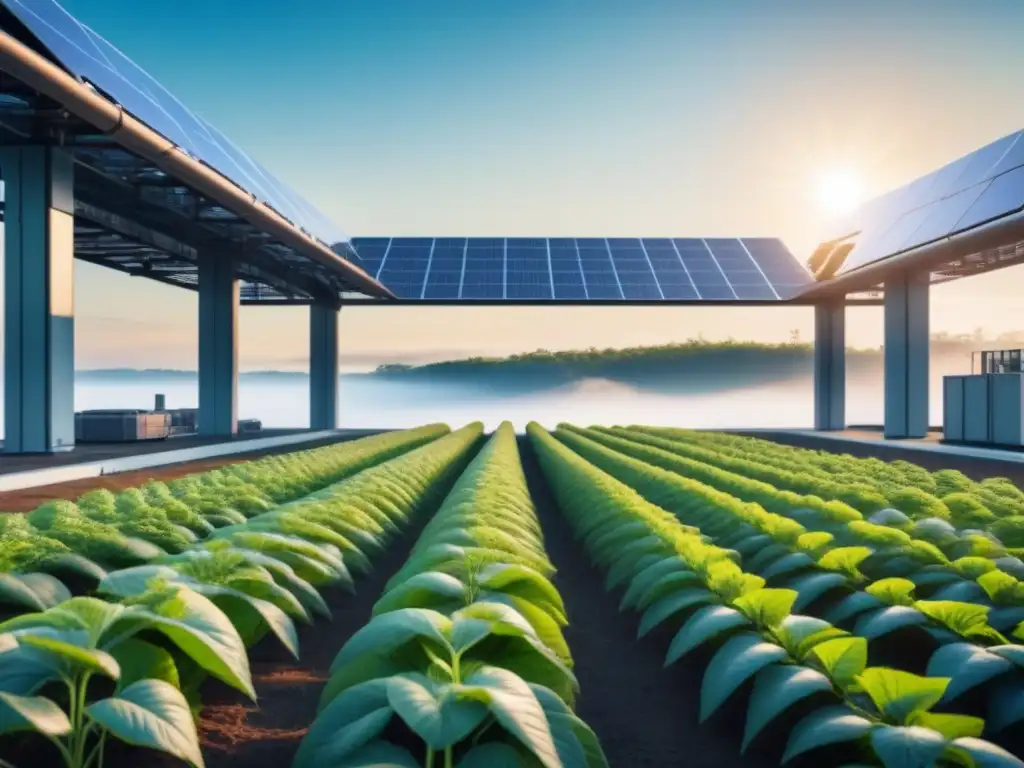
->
[75,410,171,442]
[944,374,1024,446]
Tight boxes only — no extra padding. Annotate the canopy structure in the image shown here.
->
[0,0,389,303]
[347,237,818,305]
[802,129,1024,297]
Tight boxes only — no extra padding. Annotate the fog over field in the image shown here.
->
[5,344,972,436]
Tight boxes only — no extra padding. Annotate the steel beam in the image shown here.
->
[198,254,239,436]
[884,271,930,439]
[814,300,846,431]
[309,304,340,430]
[1,146,76,453]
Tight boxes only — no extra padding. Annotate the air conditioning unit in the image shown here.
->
[75,410,171,442]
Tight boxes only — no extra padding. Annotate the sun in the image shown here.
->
[817,169,864,217]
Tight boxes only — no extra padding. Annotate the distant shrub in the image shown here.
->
[941,493,997,528]
[836,487,889,515]
[933,469,974,497]
[888,487,950,520]
[990,516,1024,547]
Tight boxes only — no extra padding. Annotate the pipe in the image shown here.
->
[796,207,1024,299]
[0,30,393,300]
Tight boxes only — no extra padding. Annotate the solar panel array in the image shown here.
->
[351,238,811,302]
[1,0,349,249]
[831,128,1024,275]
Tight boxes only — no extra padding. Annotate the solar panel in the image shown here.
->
[829,128,1024,276]
[352,237,810,302]
[1,0,350,249]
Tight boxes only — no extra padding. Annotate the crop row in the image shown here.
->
[562,425,1024,627]
[0,424,483,768]
[529,422,1024,767]
[636,426,1024,537]
[0,424,450,613]
[297,422,607,767]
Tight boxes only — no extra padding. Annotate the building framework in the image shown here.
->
[2,1,1024,454]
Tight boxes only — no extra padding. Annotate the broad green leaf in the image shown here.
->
[761,553,816,581]
[818,546,873,579]
[699,632,788,722]
[926,643,1013,701]
[620,558,690,611]
[782,706,873,763]
[742,665,832,752]
[99,565,179,598]
[330,609,452,674]
[45,596,126,644]
[478,564,566,622]
[86,679,204,768]
[453,602,537,641]
[529,683,592,768]
[865,578,917,606]
[204,589,300,658]
[870,725,946,768]
[296,679,393,767]
[0,692,71,737]
[810,636,867,690]
[463,666,560,768]
[483,592,571,662]
[637,588,714,637]
[908,712,984,740]
[732,588,797,629]
[108,638,180,691]
[827,591,884,625]
[774,615,847,661]
[948,737,1024,768]
[371,572,467,616]
[665,605,751,663]
[916,601,1007,645]
[386,675,487,749]
[118,586,255,700]
[334,741,421,767]
[20,635,120,679]
[855,606,927,640]
[0,573,70,612]
[855,668,949,723]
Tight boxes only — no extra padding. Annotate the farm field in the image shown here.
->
[1,422,1024,767]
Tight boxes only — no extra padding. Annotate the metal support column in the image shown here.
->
[1,146,76,453]
[198,254,238,436]
[309,303,340,430]
[814,300,846,430]
[884,271,930,438]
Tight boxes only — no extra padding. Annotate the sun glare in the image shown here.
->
[817,169,864,217]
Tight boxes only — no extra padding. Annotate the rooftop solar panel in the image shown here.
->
[351,237,810,302]
[827,128,1024,277]
[1,0,350,250]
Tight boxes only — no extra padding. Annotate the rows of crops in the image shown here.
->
[3,420,1024,767]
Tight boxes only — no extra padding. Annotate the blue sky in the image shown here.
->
[48,0,1024,369]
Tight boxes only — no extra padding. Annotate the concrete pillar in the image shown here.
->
[309,303,339,430]
[1,147,76,453]
[197,254,238,436]
[884,271,930,438]
[814,300,846,430]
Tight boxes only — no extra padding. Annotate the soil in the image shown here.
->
[742,430,1024,485]
[0,434,362,513]
[517,436,769,768]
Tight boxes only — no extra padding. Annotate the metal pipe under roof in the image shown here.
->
[0,29,394,301]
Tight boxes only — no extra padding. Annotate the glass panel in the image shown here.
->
[954,165,1024,233]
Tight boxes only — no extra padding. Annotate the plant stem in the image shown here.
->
[444,746,453,768]
[425,747,435,768]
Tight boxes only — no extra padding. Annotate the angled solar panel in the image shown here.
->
[351,237,811,302]
[830,129,1024,276]
[0,0,349,249]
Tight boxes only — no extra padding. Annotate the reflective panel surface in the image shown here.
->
[1,0,350,248]
[352,237,811,301]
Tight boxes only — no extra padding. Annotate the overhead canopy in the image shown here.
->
[805,128,1024,294]
[0,0,390,302]
[348,237,814,305]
